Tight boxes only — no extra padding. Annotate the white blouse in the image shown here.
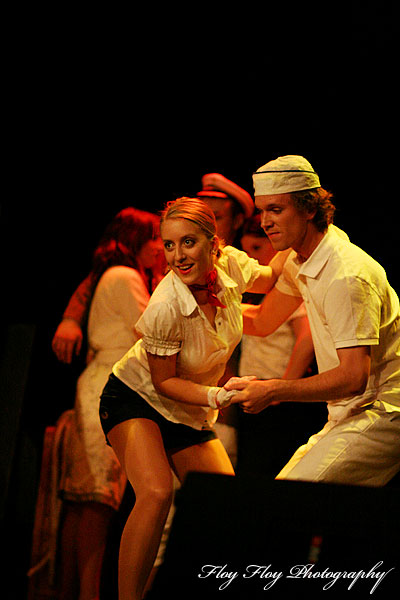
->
[88,266,150,363]
[113,246,261,429]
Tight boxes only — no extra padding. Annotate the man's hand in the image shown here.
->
[224,376,284,414]
[225,346,371,415]
[52,318,83,364]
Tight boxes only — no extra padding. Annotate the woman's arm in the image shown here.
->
[282,315,315,380]
[52,273,96,363]
[242,287,303,337]
[246,249,292,294]
[147,352,208,405]
[63,273,96,324]
[147,352,245,408]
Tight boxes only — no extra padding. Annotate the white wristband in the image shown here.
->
[207,387,221,409]
[207,386,238,410]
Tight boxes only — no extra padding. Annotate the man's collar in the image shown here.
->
[296,225,349,279]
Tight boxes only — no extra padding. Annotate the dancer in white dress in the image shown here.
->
[58,207,162,600]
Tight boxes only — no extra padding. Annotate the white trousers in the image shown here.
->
[276,402,400,487]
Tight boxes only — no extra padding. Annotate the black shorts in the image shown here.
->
[99,373,217,451]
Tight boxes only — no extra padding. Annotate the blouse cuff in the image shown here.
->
[142,336,181,356]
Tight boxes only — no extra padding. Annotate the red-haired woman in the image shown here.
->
[58,207,162,600]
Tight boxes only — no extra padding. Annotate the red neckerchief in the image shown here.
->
[188,268,226,308]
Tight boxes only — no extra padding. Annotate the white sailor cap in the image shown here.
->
[253,155,320,196]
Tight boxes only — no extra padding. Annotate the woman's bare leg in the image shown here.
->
[59,502,80,600]
[108,419,174,600]
[142,440,234,595]
[77,502,114,600]
[59,501,114,600]
[170,438,235,481]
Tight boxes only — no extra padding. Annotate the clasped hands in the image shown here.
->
[222,375,283,414]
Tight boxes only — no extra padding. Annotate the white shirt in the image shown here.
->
[88,266,150,363]
[239,303,307,380]
[275,225,400,420]
[113,246,261,429]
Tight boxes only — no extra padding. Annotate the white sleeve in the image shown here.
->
[324,277,380,348]
[135,301,183,356]
[219,245,262,294]
[275,254,303,298]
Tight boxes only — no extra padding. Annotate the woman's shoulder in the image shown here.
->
[217,245,257,274]
[136,274,183,339]
[99,265,142,283]
[144,272,190,317]
[219,244,250,262]
[96,266,149,300]
[148,271,176,301]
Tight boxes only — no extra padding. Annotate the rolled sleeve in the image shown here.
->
[222,246,262,294]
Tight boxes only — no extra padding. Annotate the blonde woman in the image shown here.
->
[99,197,288,599]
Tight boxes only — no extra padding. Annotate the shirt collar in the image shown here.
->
[297,224,349,279]
[171,265,237,316]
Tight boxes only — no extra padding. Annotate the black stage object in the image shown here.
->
[149,472,399,599]
[0,323,36,520]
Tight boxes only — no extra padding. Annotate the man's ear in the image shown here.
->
[305,208,317,222]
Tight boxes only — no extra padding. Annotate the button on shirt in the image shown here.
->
[275,225,400,421]
[113,246,261,430]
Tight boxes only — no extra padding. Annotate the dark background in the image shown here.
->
[1,2,398,597]
[5,3,398,325]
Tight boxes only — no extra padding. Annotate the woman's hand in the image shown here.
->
[52,318,83,363]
